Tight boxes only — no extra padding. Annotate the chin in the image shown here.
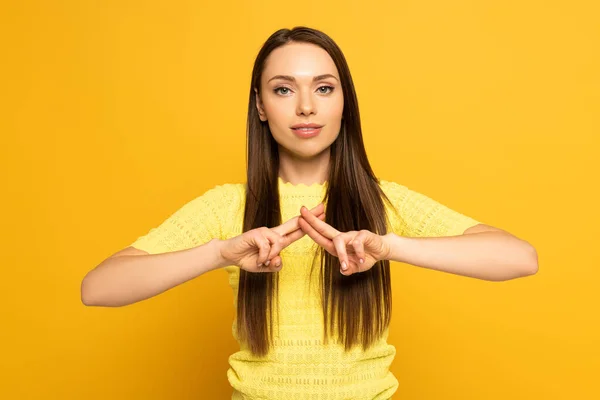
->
[290,145,331,160]
[273,132,337,159]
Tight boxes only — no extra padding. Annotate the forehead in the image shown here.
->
[262,42,339,82]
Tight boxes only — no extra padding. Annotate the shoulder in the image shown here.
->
[377,179,410,200]
[376,178,451,209]
[378,179,407,190]
[197,182,245,208]
[376,178,427,218]
[176,182,245,216]
[204,182,245,198]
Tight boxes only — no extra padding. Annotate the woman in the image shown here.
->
[81,26,538,400]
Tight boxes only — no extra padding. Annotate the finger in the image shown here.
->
[265,214,327,267]
[350,231,367,265]
[268,255,282,272]
[333,234,351,272]
[263,213,326,265]
[279,203,324,236]
[282,213,326,246]
[261,228,286,264]
[253,229,272,266]
[274,203,324,236]
[300,206,340,240]
[273,213,322,240]
[298,216,337,255]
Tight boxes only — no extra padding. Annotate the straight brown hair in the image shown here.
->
[238,26,398,357]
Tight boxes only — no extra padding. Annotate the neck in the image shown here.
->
[278,146,330,186]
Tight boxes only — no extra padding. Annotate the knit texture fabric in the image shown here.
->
[130,178,480,399]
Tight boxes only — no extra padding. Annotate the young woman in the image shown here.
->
[81,26,538,400]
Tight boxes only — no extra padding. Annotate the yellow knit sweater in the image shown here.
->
[130,177,479,399]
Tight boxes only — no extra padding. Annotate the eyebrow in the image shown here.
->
[267,74,339,83]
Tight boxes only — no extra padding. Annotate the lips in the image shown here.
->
[290,124,323,138]
[292,127,320,132]
[291,123,323,129]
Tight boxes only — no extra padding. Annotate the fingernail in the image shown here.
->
[360,259,364,264]
[258,263,263,267]
[265,261,270,266]
[342,261,347,270]
[276,261,281,267]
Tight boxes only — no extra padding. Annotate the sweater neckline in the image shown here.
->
[277,177,328,196]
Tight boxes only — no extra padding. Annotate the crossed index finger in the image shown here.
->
[299,205,340,239]
[272,203,325,237]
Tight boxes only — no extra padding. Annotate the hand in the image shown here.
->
[298,206,391,276]
[218,203,325,273]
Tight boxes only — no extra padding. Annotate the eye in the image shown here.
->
[317,85,335,94]
[273,86,291,95]
[273,85,335,96]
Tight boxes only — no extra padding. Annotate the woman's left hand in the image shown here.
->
[298,206,392,276]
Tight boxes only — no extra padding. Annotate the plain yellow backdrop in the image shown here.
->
[1,0,598,399]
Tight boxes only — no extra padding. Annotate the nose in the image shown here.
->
[296,89,316,116]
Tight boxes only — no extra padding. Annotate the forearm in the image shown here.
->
[82,239,229,307]
[383,231,538,281]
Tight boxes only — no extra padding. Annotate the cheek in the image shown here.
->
[334,96,344,118]
[264,99,291,126]
[323,95,344,120]
[325,102,344,130]
[263,102,290,143]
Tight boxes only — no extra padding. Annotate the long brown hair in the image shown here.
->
[238,26,398,357]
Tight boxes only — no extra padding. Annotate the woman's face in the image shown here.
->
[255,42,344,159]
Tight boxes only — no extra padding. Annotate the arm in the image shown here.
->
[383,225,538,282]
[82,183,241,307]
[298,204,538,281]
[295,179,538,280]
[81,240,230,307]
[378,180,538,281]
[82,202,326,307]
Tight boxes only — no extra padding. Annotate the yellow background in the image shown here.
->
[1,0,598,398]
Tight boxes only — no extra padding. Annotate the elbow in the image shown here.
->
[81,272,111,307]
[491,246,538,282]
[526,247,539,276]
[80,274,96,306]
[516,245,539,279]
[81,272,129,307]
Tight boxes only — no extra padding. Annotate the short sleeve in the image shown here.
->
[380,180,480,237]
[129,183,241,254]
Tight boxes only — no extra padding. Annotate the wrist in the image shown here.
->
[204,238,230,270]
[382,232,405,262]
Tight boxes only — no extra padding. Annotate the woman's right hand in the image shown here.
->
[217,203,325,272]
